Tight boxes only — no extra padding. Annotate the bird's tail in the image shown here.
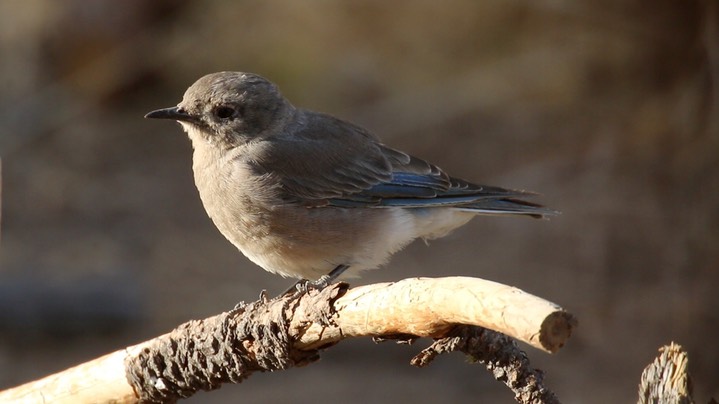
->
[455,198,559,219]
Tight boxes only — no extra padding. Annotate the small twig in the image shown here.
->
[412,326,560,404]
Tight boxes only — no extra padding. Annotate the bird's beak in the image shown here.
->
[144,106,195,123]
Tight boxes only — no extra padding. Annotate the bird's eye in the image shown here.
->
[214,105,236,120]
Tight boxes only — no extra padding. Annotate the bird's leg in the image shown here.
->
[282,264,350,295]
[316,264,350,287]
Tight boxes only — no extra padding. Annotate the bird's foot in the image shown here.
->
[281,264,350,296]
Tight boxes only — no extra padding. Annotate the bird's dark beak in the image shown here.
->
[145,106,194,122]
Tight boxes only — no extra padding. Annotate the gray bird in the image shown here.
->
[146,72,556,281]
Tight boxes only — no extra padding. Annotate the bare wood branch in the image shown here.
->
[638,342,694,404]
[295,277,575,353]
[411,326,560,404]
[0,276,575,404]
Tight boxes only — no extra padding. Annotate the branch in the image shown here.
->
[411,326,561,403]
[0,276,576,403]
[638,342,694,404]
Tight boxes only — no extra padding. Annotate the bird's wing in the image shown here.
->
[255,111,556,217]
[330,146,556,218]
[254,112,393,201]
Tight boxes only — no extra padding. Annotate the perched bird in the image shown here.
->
[146,72,556,281]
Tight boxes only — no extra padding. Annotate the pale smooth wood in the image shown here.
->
[294,276,574,353]
[1,345,146,404]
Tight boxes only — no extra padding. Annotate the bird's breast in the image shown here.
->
[192,146,277,241]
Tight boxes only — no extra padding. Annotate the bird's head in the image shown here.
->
[146,71,293,148]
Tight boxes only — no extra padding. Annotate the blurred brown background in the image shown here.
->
[1,1,717,402]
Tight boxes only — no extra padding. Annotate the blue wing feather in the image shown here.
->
[326,170,556,218]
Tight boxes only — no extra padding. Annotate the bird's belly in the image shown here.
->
[218,205,419,280]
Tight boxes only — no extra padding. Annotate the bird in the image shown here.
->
[145,71,556,282]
